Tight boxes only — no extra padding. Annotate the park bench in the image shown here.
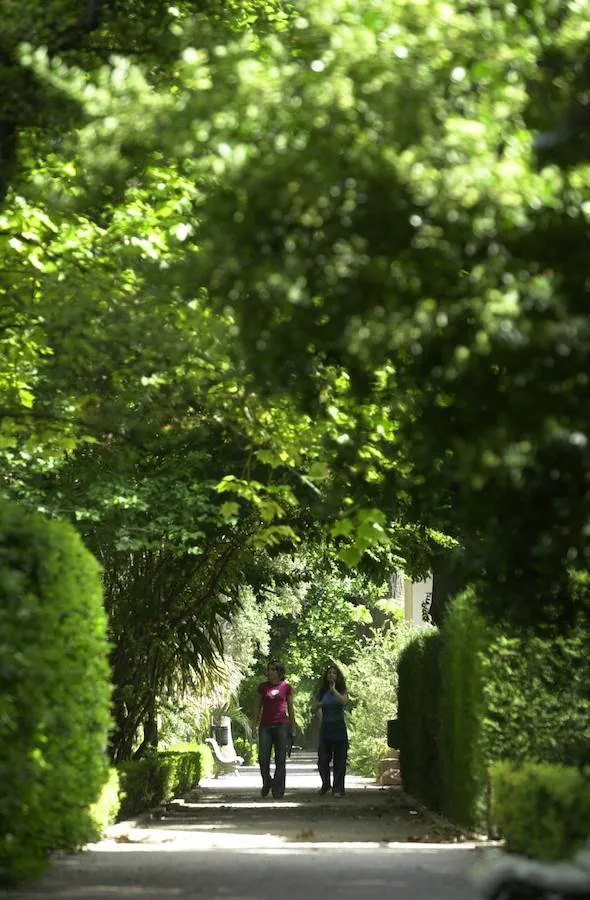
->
[205,736,244,777]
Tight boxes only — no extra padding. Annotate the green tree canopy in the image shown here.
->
[6,0,590,630]
[91,0,588,626]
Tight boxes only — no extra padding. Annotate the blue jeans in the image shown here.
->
[318,729,348,794]
[258,723,290,797]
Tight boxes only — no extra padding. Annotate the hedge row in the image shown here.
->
[58,746,211,839]
[397,630,442,811]
[89,768,121,838]
[0,502,213,885]
[492,762,590,861]
[0,503,112,885]
[439,594,489,830]
[118,748,208,819]
[398,586,590,851]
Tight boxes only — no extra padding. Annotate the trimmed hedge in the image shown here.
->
[164,741,215,778]
[492,762,590,860]
[0,502,112,884]
[481,623,590,769]
[88,769,120,840]
[398,586,590,840]
[398,629,442,811]
[439,591,489,831]
[117,749,205,819]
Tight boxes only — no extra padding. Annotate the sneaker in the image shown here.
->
[261,782,271,798]
[318,786,330,795]
[272,792,284,799]
[332,791,345,798]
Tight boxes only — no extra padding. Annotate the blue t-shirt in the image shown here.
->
[317,689,348,741]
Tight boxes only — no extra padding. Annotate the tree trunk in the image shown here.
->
[109,689,146,762]
[134,700,159,758]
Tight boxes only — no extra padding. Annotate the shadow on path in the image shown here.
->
[127,751,468,847]
[4,752,481,900]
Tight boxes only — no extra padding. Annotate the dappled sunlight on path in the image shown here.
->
[103,751,471,849]
[4,753,483,900]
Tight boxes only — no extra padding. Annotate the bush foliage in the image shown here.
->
[481,621,590,769]
[398,586,590,839]
[397,629,442,810]
[0,503,112,884]
[438,591,489,831]
[492,762,590,861]
[234,736,258,766]
[117,749,205,819]
[88,769,121,840]
[164,741,215,779]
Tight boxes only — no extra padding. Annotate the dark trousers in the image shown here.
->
[258,723,290,797]
[318,730,348,794]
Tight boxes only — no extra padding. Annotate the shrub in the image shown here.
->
[0,503,112,884]
[234,736,257,765]
[117,757,163,819]
[117,749,205,819]
[158,750,203,796]
[439,590,489,831]
[88,769,120,840]
[491,762,590,860]
[398,629,442,810]
[165,741,214,778]
[401,585,590,840]
[481,622,590,768]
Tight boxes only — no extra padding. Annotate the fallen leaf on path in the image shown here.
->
[114,834,150,844]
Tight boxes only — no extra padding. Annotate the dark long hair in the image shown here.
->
[318,664,346,697]
[267,658,285,681]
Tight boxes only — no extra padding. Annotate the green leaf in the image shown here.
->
[220,501,240,519]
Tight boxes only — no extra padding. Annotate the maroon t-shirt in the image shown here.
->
[257,680,292,725]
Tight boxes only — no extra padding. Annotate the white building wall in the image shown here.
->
[404,575,433,625]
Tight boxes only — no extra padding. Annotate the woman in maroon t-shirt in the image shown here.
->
[253,659,297,798]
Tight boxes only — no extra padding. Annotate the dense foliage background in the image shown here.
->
[1,1,589,864]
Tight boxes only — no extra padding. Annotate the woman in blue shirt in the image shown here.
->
[314,664,349,797]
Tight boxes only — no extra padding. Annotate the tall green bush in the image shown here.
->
[0,502,112,884]
[399,584,590,841]
[398,629,442,810]
[439,589,489,831]
[164,741,215,779]
[158,750,203,797]
[117,757,164,820]
[117,749,204,819]
[492,762,590,861]
[234,736,258,765]
[88,769,120,840]
[481,622,590,769]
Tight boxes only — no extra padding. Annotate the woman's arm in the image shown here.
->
[330,686,349,705]
[327,671,348,705]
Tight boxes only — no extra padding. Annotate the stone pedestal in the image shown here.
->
[376,750,402,786]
